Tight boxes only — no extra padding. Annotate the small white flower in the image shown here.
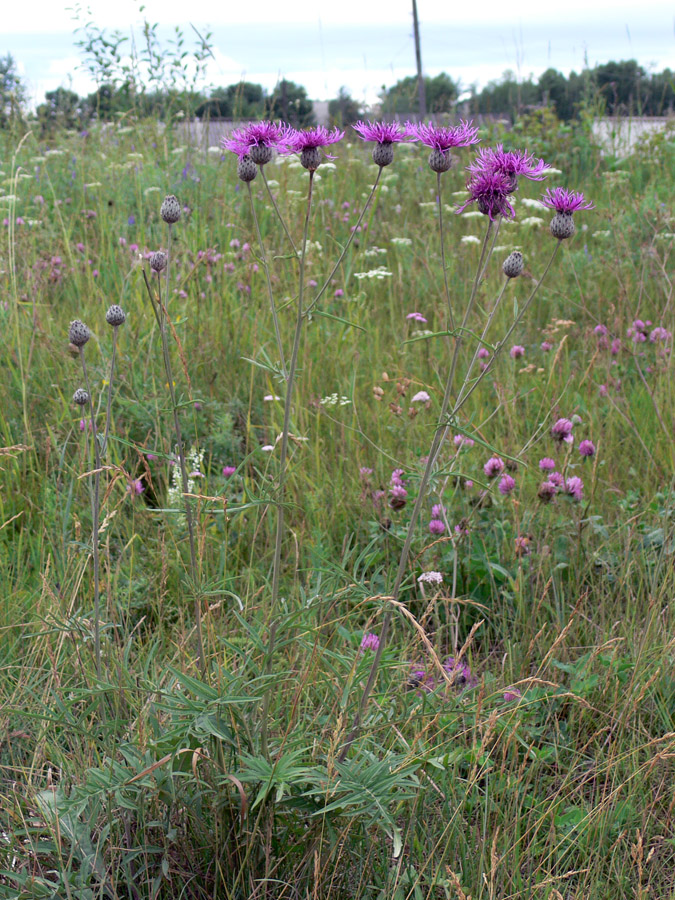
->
[461,235,480,245]
[418,571,443,585]
[411,390,430,403]
[520,216,545,227]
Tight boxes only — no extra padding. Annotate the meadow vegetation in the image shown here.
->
[0,110,674,899]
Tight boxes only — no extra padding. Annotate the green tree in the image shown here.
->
[36,88,85,134]
[0,54,27,129]
[267,80,314,127]
[380,72,458,117]
[328,87,362,126]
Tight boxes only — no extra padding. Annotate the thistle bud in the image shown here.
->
[249,144,273,166]
[372,142,395,168]
[160,194,181,224]
[428,149,453,173]
[105,304,126,327]
[150,251,167,272]
[73,388,90,406]
[237,155,258,182]
[300,147,322,172]
[502,251,524,279]
[550,212,575,240]
[69,319,91,347]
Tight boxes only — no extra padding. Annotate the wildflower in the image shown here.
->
[429,518,445,535]
[160,195,181,225]
[406,311,428,323]
[477,347,490,360]
[469,144,550,191]
[510,345,525,359]
[105,304,126,327]
[502,250,524,278]
[127,478,144,495]
[390,468,405,486]
[599,384,608,397]
[418,571,443,585]
[484,456,505,478]
[538,480,558,502]
[360,632,380,651]
[503,687,522,701]
[443,656,476,688]
[548,472,564,488]
[499,474,516,495]
[222,465,236,477]
[454,434,475,449]
[456,170,515,221]
[514,535,532,556]
[579,440,596,457]
[352,120,410,167]
[68,319,90,347]
[237,155,257,182]
[611,338,621,355]
[406,120,480,173]
[221,121,293,165]
[541,187,594,240]
[431,503,444,518]
[594,324,608,337]
[539,457,556,472]
[541,340,553,351]
[150,250,167,272]
[551,417,574,444]
[565,476,584,501]
[650,326,671,343]
[411,390,430,404]
[286,126,344,171]
[73,388,89,406]
[359,466,373,478]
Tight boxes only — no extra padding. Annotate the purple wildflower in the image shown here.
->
[360,632,380,652]
[222,465,236,477]
[443,656,476,689]
[418,571,443,585]
[405,120,480,150]
[594,324,608,337]
[454,434,475,449]
[484,456,505,478]
[411,390,431,404]
[503,687,522,702]
[579,440,596,457]
[539,457,556,472]
[457,170,515,221]
[541,341,553,352]
[551,417,574,444]
[431,503,444,518]
[469,144,550,191]
[221,121,294,163]
[286,126,344,170]
[499,474,516,495]
[548,472,564,488]
[650,326,671,343]
[541,187,594,213]
[429,518,445,535]
[510,344,525,359]
[406,311,428,323]
[538,480,558,502]
[352,121,410,165]
[565,476,584,501]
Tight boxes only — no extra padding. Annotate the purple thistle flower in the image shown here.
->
[579,440,596,457]
[405,120,480,151]
[484,456,505,478]
[287,126,344,170]
[468,144,550,191]
[551,417,574,444]
[565,476,584,501]
[443,656,476,689]
[221,121,294,163]
[499,474,516,495]
[456,170,516,221]
[541,187,594,214]
[352,120,410,144]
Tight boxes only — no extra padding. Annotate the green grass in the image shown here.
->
[0,116,674,899]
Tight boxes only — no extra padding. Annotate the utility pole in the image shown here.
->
[412,0,426,120]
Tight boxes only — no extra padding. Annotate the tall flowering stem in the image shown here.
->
[436,172,455,331]
[261,169,316,758]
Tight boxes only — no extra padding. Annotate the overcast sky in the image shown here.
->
[6,0,675,107]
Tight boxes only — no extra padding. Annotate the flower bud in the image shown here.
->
[502,251,524,279]
[68,319,91,347]
[249,144,273,166]
[73,388,90,406]
[372,142,394,167]
[237,154,258,182]
[150,250,168,272]
[428,149,453,173]
[105,304,126,326]
[550,211,575,240]
[160,194,181,224]
[300,147,322,171]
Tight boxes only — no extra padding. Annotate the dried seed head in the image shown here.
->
[150,250,168,272]
[300,147,322,171]
[160,194,181,224]
[249,144,273,166]
[502,251,524,279]
[372,142,395,167]
[105,304,126,327]
[73,388,90,406]
[68,319,91,347]
[428,149,453,173]
[237,154,258,182]
[550,211,575,240]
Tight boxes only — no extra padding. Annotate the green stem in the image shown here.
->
[101,326,118,456]
[262,167,298,256]
[436,171,455,332]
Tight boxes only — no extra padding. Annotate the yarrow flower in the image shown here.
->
[405,120,480,173]
[221,121,294,164]
[286,126,344,170]
[411,390,431,404]
[456,170,515,221]
[352,120,410,167]
[469,144,550,191]
[418,570,443,585]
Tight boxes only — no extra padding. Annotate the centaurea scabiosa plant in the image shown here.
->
[339,153,594,758]
[141,196,205,674]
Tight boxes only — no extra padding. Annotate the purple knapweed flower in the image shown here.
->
[429,518,445,535]
[360,632,380,652]
[221,121,294,164]
[541,187,595,214]
[457,170,516,221]
[565,476,584,501]
[287,126,344,170]
[499,474,516,495]
[551,417,574,444]
[484,456,505,478]
[222,465,236,477]
[579,440,596,457]
[468,144,550,191]
[352,120,411,167]
[539,457,556,472]
[510,344,525,359]
[406,120,480,151]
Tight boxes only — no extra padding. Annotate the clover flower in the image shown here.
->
[499,474,516,495]
[221,121,294,165]
[469,144,550,191]
[484,456,505,478]
[406,120,480,173]
[551,417,574,443]
[456,170,515,221]
[286,126,344,171]
[352,120,410,167]
[429,518,445,535]
[360,632,380,652]
[579,440,596,457]
[539,457,556,472]
[538,480,558,502]
[510,345,525,359]
[565,476,584,501]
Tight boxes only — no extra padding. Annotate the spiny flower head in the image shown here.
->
[287,126,344,170]
[221,121,294,164]
[457,170,515,221]
[405,120,480,151]
[352,120,410,144]
[469,144,550,189]
[69,319,91,347]
[541,187,594,214]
